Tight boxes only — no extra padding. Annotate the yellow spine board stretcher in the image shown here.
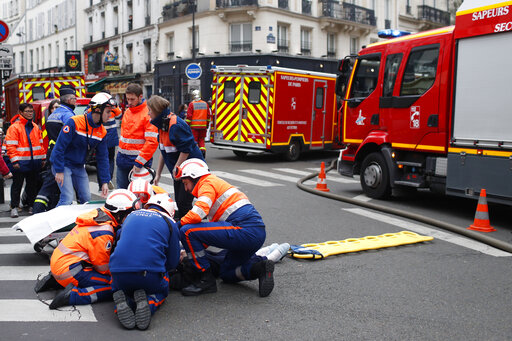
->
[290,231,433,260]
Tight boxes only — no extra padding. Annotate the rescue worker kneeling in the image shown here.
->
[109,194,181,330]
[43,190,139,309]
[176,159,275,297]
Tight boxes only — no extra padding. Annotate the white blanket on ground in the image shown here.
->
[12,203,103,246]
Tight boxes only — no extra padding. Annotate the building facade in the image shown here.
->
[2,0,455,102]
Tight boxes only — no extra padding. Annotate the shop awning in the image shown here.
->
[86,74,139,94]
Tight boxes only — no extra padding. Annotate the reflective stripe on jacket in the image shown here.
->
[180,174,252,225]
[5,115,46,172]
[50,208,116,286]
[186,100,209,129]
[117,100,158,167]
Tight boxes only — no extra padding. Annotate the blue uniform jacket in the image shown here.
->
[109,209,181,273]
[150,108,204,172]
[50,112,110,185]
[103,109,122,148]
[46,104,75,143]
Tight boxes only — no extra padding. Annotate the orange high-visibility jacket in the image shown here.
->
[180,174,251,225]
[4,115,46,172]
[118,101,158,167]
[50,208,117,286]
[186,100,210,129]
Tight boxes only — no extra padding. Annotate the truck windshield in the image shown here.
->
[349,55,381,99]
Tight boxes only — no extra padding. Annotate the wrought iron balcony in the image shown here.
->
[216,0,258,8]
[417,5,450,26]
[301,41,312,55]
[230,42,253,52]
[302,0,311,14]
[278,0,288,10]
[321,1,376,26]
[277,39,289,53]
[162,1,196,21]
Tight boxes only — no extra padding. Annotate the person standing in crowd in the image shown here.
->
[186,90,211,157]
[110,193,181,330]
[147,95,204,220]
[177,103,187,120]
[33,99,61,214]
[40,190,139,309]
[116,83,158,189]
[50,92,113,206]
[5,103,46,218]
[175,158,275,297]
[96,104,121,190]
[46,88,77,140]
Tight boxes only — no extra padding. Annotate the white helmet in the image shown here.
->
[90,92,116,110]
[129,167,155,184]
[175,158,210,179]
[145,193,176,217]
[191,89,200,100]
[128,179,154,204]
[104,189,139,213]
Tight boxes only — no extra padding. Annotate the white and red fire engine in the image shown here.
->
[337,0,512,205]
[210,65,343,161]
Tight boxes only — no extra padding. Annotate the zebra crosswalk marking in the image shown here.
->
[0,266,49,280]
[0,243,34,255]
[0,300,97,322]
[213,171,283,187]
[239,169,316,185]
[0,228,25,237]
[301,168,359,184]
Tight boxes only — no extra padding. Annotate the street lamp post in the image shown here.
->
[191,0,196,62]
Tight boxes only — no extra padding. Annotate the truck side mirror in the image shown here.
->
[335,57,352,98]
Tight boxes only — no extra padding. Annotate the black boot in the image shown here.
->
[49,283,74,309]
[181,267,217,296]
[35,271,62,293]
[113,290,135,329]
[250,260,275,297]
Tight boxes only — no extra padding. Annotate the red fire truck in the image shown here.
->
[3,72,86,125]
[210,65,343,161]
[336,0,512,205]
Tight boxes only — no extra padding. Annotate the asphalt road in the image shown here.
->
[0,146,511,340]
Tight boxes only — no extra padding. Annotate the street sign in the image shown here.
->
[1,69,11,79]
[185,63,202,80]
[0,21,10,43]
[0,44,13,58]
[0,57,12,70]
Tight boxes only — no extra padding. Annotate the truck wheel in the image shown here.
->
[233,150,248,158]
[360,152,391,199]
[284,141,300,161]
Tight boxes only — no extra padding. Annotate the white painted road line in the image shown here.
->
[275,168,358,184]
[0,266,49,280]
[344,208,512,257]
[0,300,97,322]
[212,171,284,187]
[0,228,25,237]
[0,217,24,224]
[239,169,316,185]
[0,243,34,255]
[353,194,372,202]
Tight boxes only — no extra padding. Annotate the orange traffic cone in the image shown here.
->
[467,189,496,232]
[315,162,330,192]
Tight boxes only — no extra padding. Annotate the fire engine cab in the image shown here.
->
[210,65,343,161]
[336,0,512,205]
